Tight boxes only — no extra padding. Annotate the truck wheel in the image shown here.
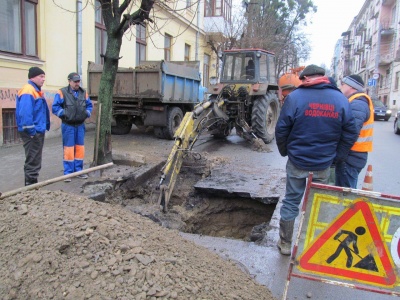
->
[111,116,133,135]
[251,93,280,144]
[154,127,166,139]
[163,107,183,140]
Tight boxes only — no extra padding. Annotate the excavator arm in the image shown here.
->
[157,86,268,212]
[157,99,220,212]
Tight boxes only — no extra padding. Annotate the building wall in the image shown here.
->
[335,0,400,112]
[0,0,215,145]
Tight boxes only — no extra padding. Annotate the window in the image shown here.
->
[203,54,210,88]
[395,71,400,90]
[186,0,192,10]
[204,0,231,23]
[259,55,268,82]
[95,0,107,64]
[0,0,38,57]
[136,24,146,65]
[184,44,190,61]
[164,34,172,61]
[2,109,21,145]
[386,69,390,87]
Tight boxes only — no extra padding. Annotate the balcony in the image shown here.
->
[379,54,392,65]
[342,39,353,48]
[364,37,372,45]
[381,21,395,36]
[382,0,395,6]
[369,10,378,20]
[355,45,364,55]
[381,27,395,36]
[356,24,366,36]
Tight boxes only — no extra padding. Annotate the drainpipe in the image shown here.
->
[195,0,200,61]
[77,0,83,80]
[372,23,381,99]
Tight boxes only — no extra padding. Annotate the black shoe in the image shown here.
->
[25,178,38,186]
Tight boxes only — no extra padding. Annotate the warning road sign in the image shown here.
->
[298,201,396,286]
[288,180,400,296]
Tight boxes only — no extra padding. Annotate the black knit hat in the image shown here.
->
[28,67,45,79]
[299,64,325,79]
[342,74,364,91]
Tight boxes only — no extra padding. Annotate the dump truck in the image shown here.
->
[87,60,202,139]
[157,48,281,212]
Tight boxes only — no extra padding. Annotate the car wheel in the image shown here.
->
[385,117,390,121]
[395,119,400,135]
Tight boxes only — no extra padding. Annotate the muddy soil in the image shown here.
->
[99,154,279,242]
[0,189,276,300]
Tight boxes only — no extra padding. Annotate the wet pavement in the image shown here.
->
[0,127,395,299]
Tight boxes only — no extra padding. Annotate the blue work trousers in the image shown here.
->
[280,160,330,221]
[61,123,86,175]
[335,161,362,189]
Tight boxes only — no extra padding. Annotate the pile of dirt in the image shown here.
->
[0,190,275,300]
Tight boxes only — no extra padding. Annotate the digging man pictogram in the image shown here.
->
[326,227,366,268]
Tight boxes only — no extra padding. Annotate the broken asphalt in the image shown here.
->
[0,128,392,300]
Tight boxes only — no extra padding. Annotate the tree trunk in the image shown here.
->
[94,34,123,165]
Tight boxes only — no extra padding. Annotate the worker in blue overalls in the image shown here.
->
[52,72,93,182]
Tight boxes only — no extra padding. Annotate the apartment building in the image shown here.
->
[0,0,231,146]
[335,0,400,111]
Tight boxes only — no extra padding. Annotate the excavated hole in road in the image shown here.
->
[102,155,278,243]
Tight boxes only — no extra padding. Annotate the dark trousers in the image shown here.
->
[20,131,45,185]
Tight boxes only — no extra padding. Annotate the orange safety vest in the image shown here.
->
[348,93,374,152]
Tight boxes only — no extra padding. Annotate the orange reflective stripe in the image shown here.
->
[57,90,64,98]
[18,84,44,99]
[75,145,85,160]
[348,93,374,152]
[64,146,75,161]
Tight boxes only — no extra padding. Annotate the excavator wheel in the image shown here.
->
[251,93,280,144]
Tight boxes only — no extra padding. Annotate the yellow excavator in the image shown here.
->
[157,49,280,212]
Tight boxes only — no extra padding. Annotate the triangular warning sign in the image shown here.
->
[298,201,397,287]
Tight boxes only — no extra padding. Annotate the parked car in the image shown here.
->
[372,99,392,121]
[395,111,400,135]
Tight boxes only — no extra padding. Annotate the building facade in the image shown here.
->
[335,0,400,111]
[0,0,231,146]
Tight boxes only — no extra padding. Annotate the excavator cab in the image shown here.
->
[219,49,277,86]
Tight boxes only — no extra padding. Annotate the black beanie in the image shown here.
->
[28,67,45,79]
[342,74,364,91]
[299,64,325,79]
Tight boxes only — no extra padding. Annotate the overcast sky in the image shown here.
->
[303,0,366,67]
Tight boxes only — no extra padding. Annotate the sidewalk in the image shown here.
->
[0,128,166,195]
[0,130,95,194]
